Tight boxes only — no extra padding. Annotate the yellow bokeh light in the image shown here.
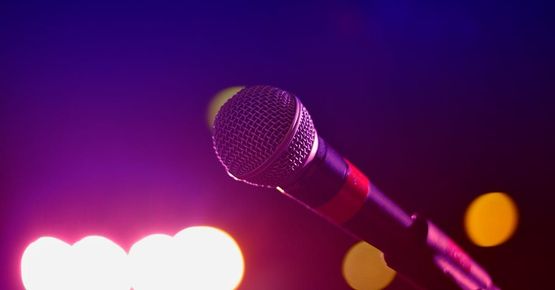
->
[207,86,244,128]
[464,192,519,247]
[342,241,396,290]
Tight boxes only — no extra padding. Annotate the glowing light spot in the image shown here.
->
[174,226,245,290]
[129,234,178,290]
[342,241,396,290]
[72,236,130,290]
[465,192,519,247]
[22,226,244,290]
[207,86,244,128]
[21,237,73,290]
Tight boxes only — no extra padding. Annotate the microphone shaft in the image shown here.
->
[280,137,496,290]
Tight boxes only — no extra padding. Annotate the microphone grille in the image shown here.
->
[212,86,317,187]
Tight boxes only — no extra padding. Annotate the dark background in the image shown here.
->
[1,1,554,289]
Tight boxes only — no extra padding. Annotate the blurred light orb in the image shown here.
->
[174,226,245,290]
[21,237,73,290]
[72,236,130,290]
[129,234,180,290]
[465,192,519,247]
[207,86,244,128]
[342,241,396,290]
[22,226,244,290]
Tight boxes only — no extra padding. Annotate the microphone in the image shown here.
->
[212,86,499,290]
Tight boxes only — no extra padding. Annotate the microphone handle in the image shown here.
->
[281,137,498,290]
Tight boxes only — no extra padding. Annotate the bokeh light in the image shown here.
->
[72,236,130,290]
[129,227,244,290]
[21,237,73,290]
[22,227,244,290]
[22,236,130,290]
[129,234,180,290]
[464,192,519,247]
[342,241,396,290]
[207,86,244,128]
[174,226,245,290]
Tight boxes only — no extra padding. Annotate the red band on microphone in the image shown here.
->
[316,160,369,224]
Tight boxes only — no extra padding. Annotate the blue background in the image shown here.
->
[1,1,554,289]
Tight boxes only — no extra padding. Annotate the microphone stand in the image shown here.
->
[376,213,500,290]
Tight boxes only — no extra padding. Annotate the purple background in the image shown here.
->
[1,1,554,289]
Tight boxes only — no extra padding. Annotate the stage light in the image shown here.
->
[464,192,519,247]
[22,226,244,290]
[174,226,245,290]
[129,228,244,290]
[21,237,73,290]
[72,236,130,290]
[207,86,244,128]
[128,234,179,290]
[22,236,130,290]
[342,241,396,290]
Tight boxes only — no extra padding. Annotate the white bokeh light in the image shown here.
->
[22,226,244,290]
[72,236,130,290]
[21,237,73,290]
[174,226,244,290]
[129,234,181,290]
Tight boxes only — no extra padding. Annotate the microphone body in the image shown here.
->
[281,136,495,290]
[212,86,499,290]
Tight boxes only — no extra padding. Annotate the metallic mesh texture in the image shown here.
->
[212,86,317,187]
